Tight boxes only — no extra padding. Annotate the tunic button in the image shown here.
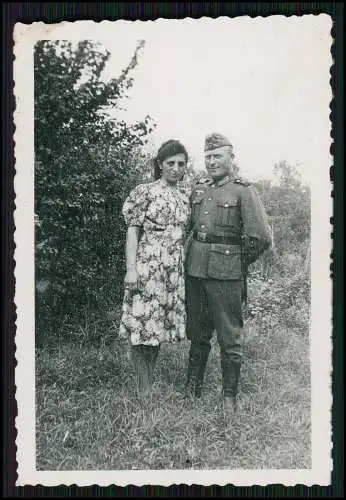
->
[204,211,209,215]
[225,250,230,255]
[208,198,212,201]
[224,203,229,207]
[201,224,205,229]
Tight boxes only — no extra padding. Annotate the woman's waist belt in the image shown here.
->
[147,224,181,232]
[193,231,241,245]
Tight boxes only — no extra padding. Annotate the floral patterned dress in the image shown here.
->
[119,179,191,346]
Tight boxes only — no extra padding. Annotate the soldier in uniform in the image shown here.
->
[183,133,272,418]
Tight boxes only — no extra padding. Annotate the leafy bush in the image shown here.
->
[252,161,311,256]
[34,40,156,341]
[245,255,310,334]
[246,161,311,331]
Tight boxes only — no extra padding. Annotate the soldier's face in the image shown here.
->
[204,146,233,181]
[160,153,187,185]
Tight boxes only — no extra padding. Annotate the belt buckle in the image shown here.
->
[197,231,207,242]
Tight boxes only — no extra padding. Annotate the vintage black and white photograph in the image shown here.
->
[14,15,332,486]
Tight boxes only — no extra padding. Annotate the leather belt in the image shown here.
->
[193,231,241,245]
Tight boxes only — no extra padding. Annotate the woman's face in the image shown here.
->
[160,153,187,185]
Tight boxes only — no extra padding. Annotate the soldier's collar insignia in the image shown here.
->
[196,176,212,185]
[214,175,231,188]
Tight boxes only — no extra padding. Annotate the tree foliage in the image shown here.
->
[252,161,311,256]
[34,40,156,334]
[245,161,311,333]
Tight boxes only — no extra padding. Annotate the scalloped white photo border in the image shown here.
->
[13,16,333,486]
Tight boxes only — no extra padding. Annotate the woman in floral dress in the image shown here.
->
[119,140,191,393]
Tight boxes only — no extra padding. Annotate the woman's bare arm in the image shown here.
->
[124,226,140,289]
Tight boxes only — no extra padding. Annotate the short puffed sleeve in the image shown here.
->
[122,183,150,227]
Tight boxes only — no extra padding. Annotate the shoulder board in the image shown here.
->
[234,177,251,187]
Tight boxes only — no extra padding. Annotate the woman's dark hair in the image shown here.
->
[153,139,189,180]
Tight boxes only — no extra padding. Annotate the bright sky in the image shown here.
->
[43,16,333,184]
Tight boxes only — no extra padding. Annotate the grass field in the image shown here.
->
[36,317,311,471]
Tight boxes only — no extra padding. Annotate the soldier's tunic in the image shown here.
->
[185,174,272,358]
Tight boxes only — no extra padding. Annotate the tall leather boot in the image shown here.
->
[194,343,211,398]
[221,351,241,418]
[131,345,150,394]
[183,342,210,398]
[143,345,160,388]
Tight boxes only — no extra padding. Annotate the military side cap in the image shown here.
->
[204,133,233,152]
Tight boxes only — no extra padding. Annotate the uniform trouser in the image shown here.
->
[186,275,243,397]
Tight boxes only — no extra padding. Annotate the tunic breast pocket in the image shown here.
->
[216,198,239,227]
